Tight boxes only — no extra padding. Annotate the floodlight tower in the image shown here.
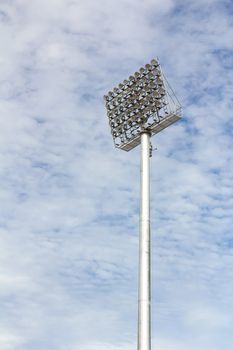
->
[104,59,181,350]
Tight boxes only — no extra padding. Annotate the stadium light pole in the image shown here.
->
[104,59,181,350]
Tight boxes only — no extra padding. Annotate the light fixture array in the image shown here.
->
[104,59,181,151]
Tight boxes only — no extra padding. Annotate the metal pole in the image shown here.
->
[138,131,151,350]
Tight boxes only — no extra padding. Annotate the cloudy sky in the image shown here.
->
[0,0,233,349]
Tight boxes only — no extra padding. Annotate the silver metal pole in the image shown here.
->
[138,131,151,350]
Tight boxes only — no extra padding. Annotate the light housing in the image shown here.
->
[104,59,182,151]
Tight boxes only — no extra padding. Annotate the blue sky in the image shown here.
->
[0,0,233,349]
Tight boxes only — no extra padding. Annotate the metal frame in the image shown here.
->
[104,59,181,350]
[104,59,181,152]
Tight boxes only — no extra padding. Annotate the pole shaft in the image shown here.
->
[138,132,151,350]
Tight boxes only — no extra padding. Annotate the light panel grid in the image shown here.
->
[104,59,181,151]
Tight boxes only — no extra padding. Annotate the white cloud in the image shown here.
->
[0,332,24,350]
[0,0,233,349]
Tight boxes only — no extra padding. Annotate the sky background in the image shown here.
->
[0,0,233,349]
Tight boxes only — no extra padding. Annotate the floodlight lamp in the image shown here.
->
[152,91,160,98]
[151,59,159,66]
[145,63,151,71]
[157,77,163,86]
[104,95,111,103]
[158,87,166,96]
[154,100,162,108]
[139,67,146,74]
[152,68,161,77]
[142,74,149,82]
[129,75,135,82]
